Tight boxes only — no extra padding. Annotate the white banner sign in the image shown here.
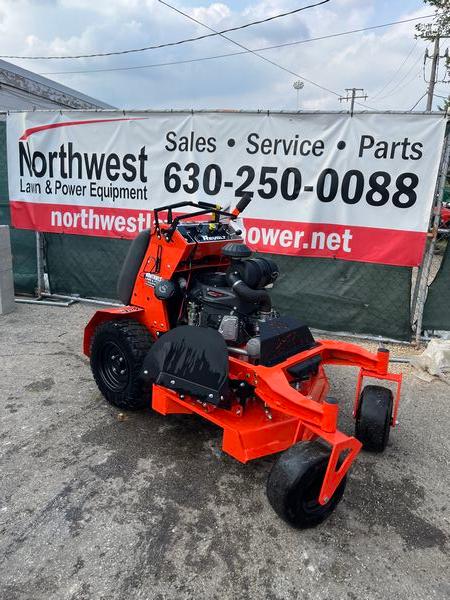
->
[7,111,447,266]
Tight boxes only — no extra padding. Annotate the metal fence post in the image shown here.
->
[35,230,44,299]
[414,132,450,345]
[15,231,75,306]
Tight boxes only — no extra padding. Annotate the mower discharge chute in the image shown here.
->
[84,196,402,528]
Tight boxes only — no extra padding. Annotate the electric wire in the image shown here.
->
[158,0,341,98]
[371,39,418,99]
[374,50,426,102]
[376,70,422,103]
[409,91,427,111]
[0,1,330,60]
[158,0,386,110]
[40,15,436,76]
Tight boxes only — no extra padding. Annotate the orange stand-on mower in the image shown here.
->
[84,196,402,528]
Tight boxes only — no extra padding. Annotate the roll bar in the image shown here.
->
[153,194,253,240]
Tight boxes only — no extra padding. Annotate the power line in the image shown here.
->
[409,91,427,111]
[374,50,425,102]
[157,0,384,111]
[371,39,418,99]
[375,69,422,103]
[157,0,341,98]
[39,15,435,81]
[0,1,330,60]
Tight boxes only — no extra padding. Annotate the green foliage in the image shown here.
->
[438,97,450,112]
[417,0,450,111]
[415,0,450,38]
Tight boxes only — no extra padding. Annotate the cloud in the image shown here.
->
[0,0,442,112]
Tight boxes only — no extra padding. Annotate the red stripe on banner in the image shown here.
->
[10,201,153,239]
[242,218,426,267]
[19,117,147,141]
[9,201,427,267]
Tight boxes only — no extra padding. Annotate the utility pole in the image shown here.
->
[426,35,440,111]
[424,35,449,111]
[339,88,367,115]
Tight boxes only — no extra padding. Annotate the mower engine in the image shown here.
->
[186,250,280,350]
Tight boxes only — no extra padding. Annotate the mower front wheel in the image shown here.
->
[90,318,153,410]
[266,441,347,529]
[355,385,393,452]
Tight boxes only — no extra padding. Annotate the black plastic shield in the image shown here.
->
[140,326,229,406]
[259,316,316,367]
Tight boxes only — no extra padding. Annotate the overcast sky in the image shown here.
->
[0,0,448,111]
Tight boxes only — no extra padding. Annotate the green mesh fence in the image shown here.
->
[422,240,450,332]
[43,233,413,340]
[45,233,131,300]
[0,121,37,294]
[265,254,412,340]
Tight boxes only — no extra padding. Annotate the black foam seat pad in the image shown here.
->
[117,229,150,305]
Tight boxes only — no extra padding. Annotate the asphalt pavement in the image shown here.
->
[0,302,448,600]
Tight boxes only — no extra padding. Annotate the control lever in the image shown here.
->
[232,193,253,217]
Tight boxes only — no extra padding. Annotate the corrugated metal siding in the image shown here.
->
[0,58,113,110]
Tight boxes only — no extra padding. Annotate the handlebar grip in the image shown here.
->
[198,201,221,209]
[233,193,253,216]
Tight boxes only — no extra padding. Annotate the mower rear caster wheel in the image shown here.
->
[90,319,153,410]
[266,441,347,529]
[355,385,393,452]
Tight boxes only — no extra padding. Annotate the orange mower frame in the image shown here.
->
[84,197,403,527]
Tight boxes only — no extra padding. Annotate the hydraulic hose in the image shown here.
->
[226,271,272,312]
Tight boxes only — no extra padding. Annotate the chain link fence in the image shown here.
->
[0,121,37,295]
[41,234,413,339]
[421,181,450,334]
[423,236,450,333]
[1,116,449,343]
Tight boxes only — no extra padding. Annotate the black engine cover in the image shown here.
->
[259,316,316,366]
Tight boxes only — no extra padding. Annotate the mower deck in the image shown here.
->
[153,385,302,462]
[148,338,401,505]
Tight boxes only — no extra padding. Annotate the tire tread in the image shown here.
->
[267,441,347,528]
[355,385,393,452]
[90,318,153,410]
